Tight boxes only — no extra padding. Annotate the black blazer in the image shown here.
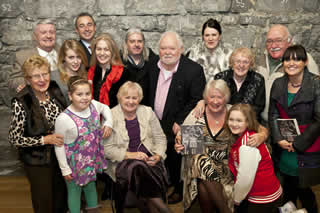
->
[79,40,91,69]
[147,55,206,139]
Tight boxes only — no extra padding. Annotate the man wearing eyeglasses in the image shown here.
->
[8,19,59,96]
[256,24,319,124]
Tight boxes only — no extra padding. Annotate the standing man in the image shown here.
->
[75,12,96,67]
[256,24,319,124]
[121,28,157,103]
[8,19,59,96]
[147,31,206,204]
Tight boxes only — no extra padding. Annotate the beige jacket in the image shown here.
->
[256,50,319,123]
[104,104,167,181]
[8,46,60,96]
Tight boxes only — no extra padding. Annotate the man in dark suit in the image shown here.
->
[147,31,206,204]
[75,12,96,67]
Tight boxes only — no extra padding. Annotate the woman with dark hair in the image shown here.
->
[269,44,320,213]
[187,18,233,81]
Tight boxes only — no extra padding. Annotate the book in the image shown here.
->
[276,118,301,142]
[181,124,204,155]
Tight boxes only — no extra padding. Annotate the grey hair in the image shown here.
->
[159,31,184,50]
[34,19,56,32]
[268,24,292,42]
[122,28,149,61]
[203,79,230,104]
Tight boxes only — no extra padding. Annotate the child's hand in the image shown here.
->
[64,174,73,182]
[88,80,93,84]
[102,126,112,138]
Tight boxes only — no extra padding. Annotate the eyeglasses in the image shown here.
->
[28,72,50,80]
[266,38,288,45]
[234,60,250,66]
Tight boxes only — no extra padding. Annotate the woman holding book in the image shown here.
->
[269,45,320,213]
[175,79,268,212]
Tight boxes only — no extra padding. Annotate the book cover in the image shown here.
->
[181,124,204,155]
[277,118,301,142]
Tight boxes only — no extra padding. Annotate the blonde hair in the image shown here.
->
[22,55,50,78]
[57,39,88,83]
[225,103,259,135]
[203,79,230,104]
[229,47,255,69]
[116,81,143,103]
[90,33,123,67]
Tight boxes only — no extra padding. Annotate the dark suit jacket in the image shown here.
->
[147,55,206,141]
[79,40,91,69]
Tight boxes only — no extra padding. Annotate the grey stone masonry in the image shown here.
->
[0,0,319,174]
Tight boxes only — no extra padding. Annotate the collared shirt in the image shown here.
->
[154,60,179,120]
[81,40,91,54]
[37,47,57,71]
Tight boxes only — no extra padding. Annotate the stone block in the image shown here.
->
[144,32,162,54]
[0,0,22,18]
[231,0,253,13]
[222,26,256,49]
[256,0,298,12]
[2,19,33,45]
[184,0,232,13]
[126,0,186,15]
[101,16,159,31]
[303,0,319,12]
[98,0,126,15]
[221,15,240,25]
[307,25,320,50]
[239,16,267,27]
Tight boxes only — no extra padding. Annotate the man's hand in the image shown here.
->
[172,122,181,135]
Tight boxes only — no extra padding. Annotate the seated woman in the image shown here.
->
[214,47,265,121]
[174,80,268,213]
[88,33,128,108]
[104,81,171,213]
[186,18,233,81]
[269,45,320,213]
[8,55,68,213]
[51,39,88,104]
[227,104,282,213]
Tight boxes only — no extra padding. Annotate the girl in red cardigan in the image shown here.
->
[227,103,282,213]
[88,33,128,108]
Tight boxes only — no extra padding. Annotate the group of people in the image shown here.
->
[7,12,320,213]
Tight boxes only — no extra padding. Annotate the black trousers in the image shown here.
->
[280,172,318,213]
[24,161,68,213]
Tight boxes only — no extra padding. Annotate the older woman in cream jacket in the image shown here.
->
[104,81,171,213]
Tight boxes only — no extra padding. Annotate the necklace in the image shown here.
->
[290,81,302,88]
[36,91,49,102]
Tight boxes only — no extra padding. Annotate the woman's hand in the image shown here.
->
[172,122,181,135]
[44,133,64,146]
[64,174,73,182]
[278,140,295,152]
[102,126,112,138]
[125,151,149,161]
[146,154,161,166]
[192,100,205,119]
[247,133,264,147]
[174,135,185,153]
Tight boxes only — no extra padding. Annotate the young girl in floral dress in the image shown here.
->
[55,76,112,213]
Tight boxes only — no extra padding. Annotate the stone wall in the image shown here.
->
[0,0,320,106]
[0,0,319,175]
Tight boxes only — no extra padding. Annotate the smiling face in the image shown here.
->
[69,84,92,112]
[64,49,82,74]
[227,110,248,136]
[119,88,140,115]
[26,65,50,96]
[95,40,112,67]
[206,88,226,114]
[127,33,144,57]
[283,55,307,78]
[159,33,182,69]
[203,27,221,51]
[76,15,96,42]
[232,53,251,80]
[34,24,56,52]
[266,26,291,60]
